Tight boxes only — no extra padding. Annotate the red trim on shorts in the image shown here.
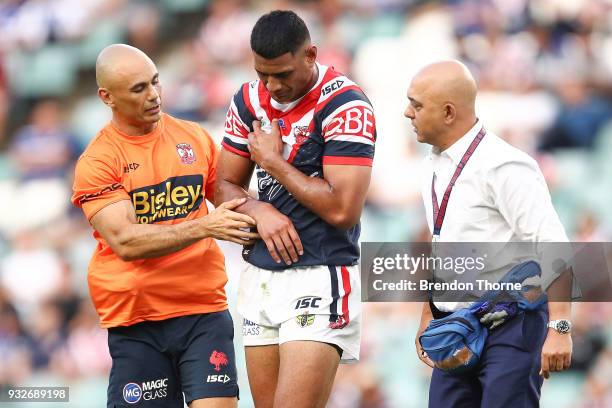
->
[341,266,351,323]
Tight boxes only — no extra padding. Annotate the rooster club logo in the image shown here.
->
[293,126,310,144]
[176,143,196,164]
[209,350,229,372]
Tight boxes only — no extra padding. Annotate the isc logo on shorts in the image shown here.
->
[294,296,322,310]
[206,374,231,383]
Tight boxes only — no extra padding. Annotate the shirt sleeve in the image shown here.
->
[221,84,256,158]
[489,159,568,242]
[71,154,130,221]
[488,158,577,293]
[319,89,376,166]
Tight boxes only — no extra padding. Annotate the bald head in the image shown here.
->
[413,60,477,115]
[405,60,478,148]
[96,44,155,89]
[95,44,162,135]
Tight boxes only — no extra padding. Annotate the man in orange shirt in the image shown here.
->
[72,44,258,408]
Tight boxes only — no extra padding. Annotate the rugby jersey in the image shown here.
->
[222,63,376,270]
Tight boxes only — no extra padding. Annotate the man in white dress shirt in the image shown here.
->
[405,60,573,407]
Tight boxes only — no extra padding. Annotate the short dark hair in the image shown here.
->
[250,10,311,59]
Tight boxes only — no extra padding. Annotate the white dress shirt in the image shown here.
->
[421,120,570,311]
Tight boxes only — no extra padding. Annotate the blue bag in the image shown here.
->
[418,261,546,373]
[419,306,487,373]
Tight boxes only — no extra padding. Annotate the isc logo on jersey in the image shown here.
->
[123,378,168,404]
[321,79,344,96]
[130,175,203,224]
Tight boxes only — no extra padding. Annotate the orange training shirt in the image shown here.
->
[72,113,227,328]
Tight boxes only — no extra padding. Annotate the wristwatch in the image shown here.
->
[547,319,572,334]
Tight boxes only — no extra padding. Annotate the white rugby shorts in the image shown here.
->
[237,264,361,362]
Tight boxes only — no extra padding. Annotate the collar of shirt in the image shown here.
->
[270,62,325,112]
[430,119,483,166]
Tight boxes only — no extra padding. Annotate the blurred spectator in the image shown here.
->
[539,74,612,151]
[363,141,423,242]
[582,349,612,407]
[51,299,111,379]
[329,364,389,408]
[196,0,256,66]
[162,41,239,122]
[27,299,65,369]
[575,211,611,242]
[568,304,607,373]
[125,1,161,55]
[0,176,71,236]
[0,0,116,52]
[308,0,353,74]
[0,293,33,386]
[8,99,78,180]
[0,53,8,144]
[0,230,64,314]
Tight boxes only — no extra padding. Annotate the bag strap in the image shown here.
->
[471,260,547,312]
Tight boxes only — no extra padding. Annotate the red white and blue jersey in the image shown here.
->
[222,63,376,270]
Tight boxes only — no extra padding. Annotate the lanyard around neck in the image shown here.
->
[431,127,487,237]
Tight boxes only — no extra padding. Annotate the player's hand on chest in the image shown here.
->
[248,119,284,169]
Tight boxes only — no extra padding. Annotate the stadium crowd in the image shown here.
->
[1,0,611,406]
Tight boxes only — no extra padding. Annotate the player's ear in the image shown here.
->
[305,45,317,64]
[98,88,114,108]
[443,103,456,125]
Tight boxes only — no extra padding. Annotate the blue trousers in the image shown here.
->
[429,308,548,408]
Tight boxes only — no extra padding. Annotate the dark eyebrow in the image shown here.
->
[130,73,159,91]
